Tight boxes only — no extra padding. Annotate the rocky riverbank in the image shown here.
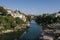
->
[0,23,30,35]
[39,23,60,40]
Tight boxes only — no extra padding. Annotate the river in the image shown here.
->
[0,20,42,40]
[19,20,42,40]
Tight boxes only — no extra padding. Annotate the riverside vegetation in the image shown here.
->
[35,13,60,29]
[35,13,60,40]
[0,6,31,34]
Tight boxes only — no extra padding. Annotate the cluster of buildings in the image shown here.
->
[3,6,26,22]
[51,12,60,17]
[40,11,60,18]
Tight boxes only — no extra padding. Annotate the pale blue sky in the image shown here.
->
[0,0,60,15]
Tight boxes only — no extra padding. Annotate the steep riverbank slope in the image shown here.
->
[0,6,31,34]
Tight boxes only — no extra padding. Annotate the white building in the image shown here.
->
[51,12,60,17]
[3,7,26,22]
[55,13,60,17]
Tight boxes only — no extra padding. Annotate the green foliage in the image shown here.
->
[4,23,11,29]
[0,16,17,29]
[0,6,28,31]
[26,16,31,22]
[0,6,7,16]
[35,15,60,29]
[15,17,24,25]
[35,15,60,25]
[0,14,26,31]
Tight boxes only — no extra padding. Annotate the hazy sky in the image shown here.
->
[0,0,60,15]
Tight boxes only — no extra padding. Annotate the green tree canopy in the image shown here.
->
[0,6,7,16]
[15,17,24,25]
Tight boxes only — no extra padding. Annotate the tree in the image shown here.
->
[15,17,24,25]
[26,16,31,22]
[0,6,7,16]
